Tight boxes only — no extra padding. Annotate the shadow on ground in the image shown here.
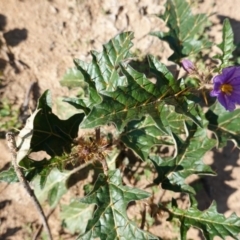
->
[191,141,239,213]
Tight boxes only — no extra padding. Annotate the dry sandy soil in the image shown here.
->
[0,0,240,239]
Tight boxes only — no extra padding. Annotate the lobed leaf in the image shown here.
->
[120,105,190,161]
[77,170,157,240]
[66,32,133,111]
[151,0,211,62]
[77,51,201,132]
[120,116,173,161]
[165,198,240,240]
[60,200,94,234]
[205,101,240,148]
[151,122,216,194]
[214,18,236,70]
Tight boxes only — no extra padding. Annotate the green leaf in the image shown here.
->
[16,90,85,164]
[33,168,69,207]
[70,32,133,111]
[62,97,90,115]
[78,50,200,132]
[151,0,211,62]
[0,158,62,184]
[60,67,86,88]
[151,122,216,194]
[20,156,66,183]
[165,198,240,240]
[205,101,240,148]
[214,18,236,70]
[56,97,85,120]
[120,116,173,161]
[120,103,195,161]
[68,32,201,133]
[79,61,170,131]
[160,105,191,135]
[60,200,94,234]
[147,56,202,127]
[0,166,18,183]
[77,169,157,240]
[148,54,178,91]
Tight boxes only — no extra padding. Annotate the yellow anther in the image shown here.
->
[220,84,233,95]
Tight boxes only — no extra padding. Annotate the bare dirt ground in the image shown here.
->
[0,0,240,239]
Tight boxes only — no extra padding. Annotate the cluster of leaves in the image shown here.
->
[1,0,240,239]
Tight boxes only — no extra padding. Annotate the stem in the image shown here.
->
[100,158,109,175]
[140,203,146,230]
[6,132,53,240]
[32,208,55,240]
[68,159,94,176]
[95,127,101,143]
[94,127,108,175]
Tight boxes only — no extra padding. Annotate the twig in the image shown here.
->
[5,132,53,240]
[140,203,146,230]
[68,159,95,176]
[95,127,101,143]
[100,158,109,175]
[32,208,55,240]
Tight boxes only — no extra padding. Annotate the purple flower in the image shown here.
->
[210,66,240,111]
[181,59,195,73]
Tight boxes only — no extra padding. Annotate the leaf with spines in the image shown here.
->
[151,122,216,194]
[214,18,236,70]
[159,104,193,135]
[205,101,240,148]
[147,56,202,127]
[77,170,157,240]
[66,32,133,111]
[79,61,176,132]
[120,116,174,161]
[64,32,202,133]
[150,0,211,62]
[81,60,199,132]
[164,197,240,240]
[120,106,191,161]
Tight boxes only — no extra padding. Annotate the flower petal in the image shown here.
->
[210,66,240,111]
[222,66,240,82]
[228,92,240,104]
[212,75,225,85]
[210,89,220,97]
[228,76,240,87]
[211,81,222,94]
[218,93,236,111]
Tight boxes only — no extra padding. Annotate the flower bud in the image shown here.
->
[181,59,195,73]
